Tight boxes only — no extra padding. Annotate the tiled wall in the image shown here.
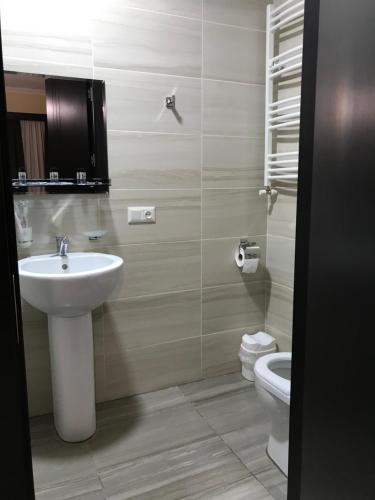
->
[1,0,269,416]
[264,1,303,350]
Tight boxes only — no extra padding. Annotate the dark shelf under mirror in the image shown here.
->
[5,71,109,194]
[12,178,111,194]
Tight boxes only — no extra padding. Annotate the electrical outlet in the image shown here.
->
[128,207,156,224]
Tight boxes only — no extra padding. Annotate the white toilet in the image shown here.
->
[254,352,291,476]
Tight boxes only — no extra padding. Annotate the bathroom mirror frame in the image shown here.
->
[5,71,110,194]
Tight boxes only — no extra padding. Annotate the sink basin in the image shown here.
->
[19,252,123,317]
[18,252,124,443]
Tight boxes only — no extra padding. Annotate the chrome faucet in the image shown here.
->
[55,235,69,257]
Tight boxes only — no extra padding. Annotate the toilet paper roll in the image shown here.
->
[235,247,245,268]
[235,247,259,274]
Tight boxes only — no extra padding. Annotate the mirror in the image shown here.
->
[5,71,109,193]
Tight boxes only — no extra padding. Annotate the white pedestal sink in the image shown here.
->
[18,252,123,442]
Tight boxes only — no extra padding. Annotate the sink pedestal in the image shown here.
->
[48,313,96,442]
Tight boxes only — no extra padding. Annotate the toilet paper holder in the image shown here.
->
[239,239,260,258]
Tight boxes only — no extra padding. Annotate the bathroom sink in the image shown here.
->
[18,252,123,443]
[19,252,123,317]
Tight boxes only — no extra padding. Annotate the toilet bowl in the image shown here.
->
[254,352,291,476]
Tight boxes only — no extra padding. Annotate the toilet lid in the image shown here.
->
[254,352,291,405]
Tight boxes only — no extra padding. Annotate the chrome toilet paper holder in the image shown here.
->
[239,239,259,258]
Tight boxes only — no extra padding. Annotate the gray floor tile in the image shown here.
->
[30,414,58,447]
[89,402,215,472]
[100,436,249,499]
[256,465,288,500]
[193,385,266,435]
[187,477,274,500]
[36,477,105,500]
[179,373,251,404]
[96,386,186,427]
[221,420,272,475]
[31,373,285,500]
[32,440,97,493]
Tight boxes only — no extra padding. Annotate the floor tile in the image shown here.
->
[188,476,274,500]
[180,372,251,404]
[256,465,288,500]
[195,386,266,435]
[32,440,97,492]
[36,477,105,500]
[30,414,57,448]
[221,420,271,475]
[96,386,186,426]
[30,373,286,500]
[100,436,249,499]
[89,402,215,472]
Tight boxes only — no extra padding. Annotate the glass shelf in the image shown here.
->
[12,178,111,192]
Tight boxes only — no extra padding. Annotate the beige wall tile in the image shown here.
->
[11,0,273,411]
[203,80,265,137]
[4,57,93,79]
[106,241,201,299]
[100,189,201,245]
[264,324,292,353]
[105,338,202,400]
[26,362,53,417]
[93,4,201,77]
[203,136,264,188]
[266,236,295,288]
[267,187,297,239]
[21,302,50,415]
[203,22,266,84]
[108,132,201,189]
[203,281,265,335]
[23,314,52,417]
[1,30,92,68]
[203,236,266,288]
[203,0,267,30]
[94,355,107,403]
[111,0,202,19]
[1,2,91,67]
[265,282,294,338]
[15,194,102,254]
[203,325,263,377]
[95,67,201,134]
[92,306,105,356]
[104,290,201,351]
[202,188,266,239]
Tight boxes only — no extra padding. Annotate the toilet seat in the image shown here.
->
[254,352,291,405]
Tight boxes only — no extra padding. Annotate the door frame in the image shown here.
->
[288,0,320,498]
[0,20,35,499]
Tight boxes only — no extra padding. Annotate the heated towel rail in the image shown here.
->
[263,0,305,192]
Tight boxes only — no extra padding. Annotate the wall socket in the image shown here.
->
[128,206,156,224]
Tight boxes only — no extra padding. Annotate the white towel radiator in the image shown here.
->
[262,0,305,192]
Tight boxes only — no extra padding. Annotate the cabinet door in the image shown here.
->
[45,78,91,178]
[290,1,375,499]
